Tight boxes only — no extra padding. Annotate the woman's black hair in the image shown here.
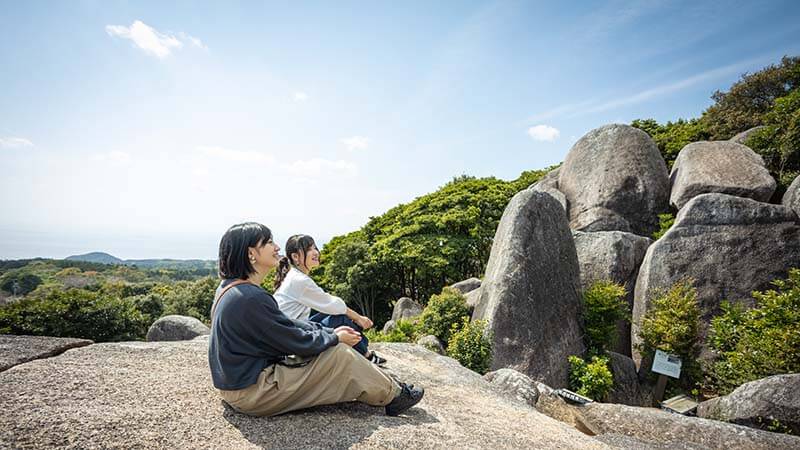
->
[218,222,273,280]
[274,234,316,289]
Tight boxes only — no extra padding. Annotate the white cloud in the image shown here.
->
[294,92,309,102]
[340,136,369,151]
[527,125,560,142]
[177,32,208,50]
[0,137,34,148]
[198,146,274,163]
[281,158,358,179]
[92,151,131,166]
[106,20,206,59]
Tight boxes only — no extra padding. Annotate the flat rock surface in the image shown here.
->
[0,339,607,449]
[578,402,800,450]
[0,334,93,372]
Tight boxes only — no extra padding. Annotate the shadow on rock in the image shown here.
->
[222,399,439,449]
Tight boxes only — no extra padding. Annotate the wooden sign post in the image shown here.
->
[651,349,682,403]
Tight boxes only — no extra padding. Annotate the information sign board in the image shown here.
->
[652,350,682,379]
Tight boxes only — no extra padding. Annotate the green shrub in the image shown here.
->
[637,279,702,387]
[447,318,492,374]
[0,288,148,342]
[418,287,470,345]
[651,213,675,240]
[583,280,628,355]
[365,318,420,343]
[568,355,614,401]
[128,293,166,325]
[707,269,800,395]
[159,276,218,323]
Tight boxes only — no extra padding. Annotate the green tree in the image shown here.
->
[702,56,800,139]
[631,118,710,167]
[745,88,800,193]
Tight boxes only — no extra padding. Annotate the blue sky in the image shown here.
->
[2,0,799,259]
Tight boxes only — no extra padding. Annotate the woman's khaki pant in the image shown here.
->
[219,344,400,417]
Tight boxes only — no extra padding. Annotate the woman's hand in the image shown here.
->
[354,315,373,330]
[334,326,361,347]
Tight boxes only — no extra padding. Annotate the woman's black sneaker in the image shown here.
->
[368,351,387,366]
[385,382,424,416]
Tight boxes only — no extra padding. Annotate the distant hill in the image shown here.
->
[65,252,215,270]
[65,252,124,265]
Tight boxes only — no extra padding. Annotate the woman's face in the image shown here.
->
[249,237,281,273]
[304,244,321,271]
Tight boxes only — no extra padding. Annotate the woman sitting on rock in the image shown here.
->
[273,234,386,365]
[208,222,423,417]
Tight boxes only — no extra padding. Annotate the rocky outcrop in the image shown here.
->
[729,126,765,145]
[0,334,92,372]
[632,193,800,364]
[529,167,568,211]
[578,402,800,449]
[0,339,606,449]
[697,374,800,434]
[415,335,445,355]
[783,174,800,218]
[449,278,481,295]
[606,352,651,407]
[383,297,424,332]
[464,287,482,309]
[390,297,423,322]
[483,368,539,407]
[573,231,652,356]
[473,189,584,388]
[669,141,776,209]
[146,315,210,342]
[558,124,670,236]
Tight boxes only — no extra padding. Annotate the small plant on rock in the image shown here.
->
[447,318,492,374]
[568,355,614,401]
[583,280,628,355]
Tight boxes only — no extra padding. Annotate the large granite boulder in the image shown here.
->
[383,297,424,333]
[146,315,210,342]
[0,339,606,449]
[632,193,800,364]
[578,402,800,449]
[483,368,539,407]
[472,189,584,388]
[449,278,481,295]
[529,167,567,212]
[558,124,670,236]
[0,334,92,372]
[783,174,800,218]
[415,335,446,355]
[669,141,776,209]
[390,297,423,322]
[606,351,651,407]
[573,231,652,356]
[697,374,800,434]
[729,126,766,144]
